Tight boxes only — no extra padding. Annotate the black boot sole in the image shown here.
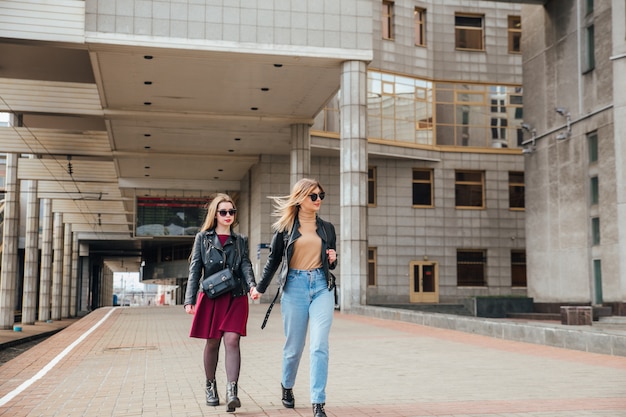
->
[226,398,241,412]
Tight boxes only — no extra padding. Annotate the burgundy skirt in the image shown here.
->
[189,291,249,339]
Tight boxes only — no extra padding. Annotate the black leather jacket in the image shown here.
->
[184,229,256,305]
[255,216,337,294]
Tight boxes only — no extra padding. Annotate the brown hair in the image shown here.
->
[200,193,238,231]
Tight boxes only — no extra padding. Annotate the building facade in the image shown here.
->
[521,0,626,314]
[0,0,533,328]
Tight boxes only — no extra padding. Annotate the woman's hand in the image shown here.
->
[184,304,195,315]
[249,287,261,300]
[326,249,337,264]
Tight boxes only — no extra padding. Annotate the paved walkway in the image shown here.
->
[0,304,625,417]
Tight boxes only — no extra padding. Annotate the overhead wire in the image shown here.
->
[0,94,118,237]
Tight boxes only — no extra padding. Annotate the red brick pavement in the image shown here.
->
[0,305,624,417]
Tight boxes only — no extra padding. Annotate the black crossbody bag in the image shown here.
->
[201,237,240,298]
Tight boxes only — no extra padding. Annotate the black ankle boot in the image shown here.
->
[205,379,219,406]
[312,403,327,417]
[281,383,294,408]
[226,381,241,412]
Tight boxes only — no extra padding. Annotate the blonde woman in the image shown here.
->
[184,193,256,413]
[250,178,338,417]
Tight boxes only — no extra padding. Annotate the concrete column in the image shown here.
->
[290,124,311,187]
[611,2,626,306]
[38,199,53,321]
[70,234,79,316]
[62,223,72,318]
[339,60,368,311]
[0,153,20,329]
[78,243,90,313]
[22,179,40,324]
[51,213,64,321]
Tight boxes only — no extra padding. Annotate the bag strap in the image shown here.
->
[261,286,280,329]
[261,231,289,329]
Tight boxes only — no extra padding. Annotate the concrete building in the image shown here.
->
[521,0,626,315]
[0,0,558,328]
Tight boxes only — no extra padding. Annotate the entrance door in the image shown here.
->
[410,261,439,303]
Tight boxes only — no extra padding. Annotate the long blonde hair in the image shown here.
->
[270,178,324,233]
[200,193,237,231]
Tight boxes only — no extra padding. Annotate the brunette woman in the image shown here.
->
[250,178,337,417]
[184,193,256,413]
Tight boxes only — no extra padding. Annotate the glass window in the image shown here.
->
[509,171,525,209]
[368,247,377,286]
[511,250,526,287]
[413,169,433,207]
[455,170,484,208]
[136,197,208,237]
[584,24,595,72]
[592,217,600,245]
[590,176,599,205]
[588,131,598,163]
[414,7,426,46]
[455,14,484,51]
[593,259,603,304]
[364,73,523,149]
[382,1,394,40]
[508,16,521,53]
[368,167,377,206]
[457,249,486,286]
[367,70,434,145]
[435,83,522,148]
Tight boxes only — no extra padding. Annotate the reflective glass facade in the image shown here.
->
[314,71,523,149]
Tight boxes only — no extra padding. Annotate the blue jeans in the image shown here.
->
[281,268,334,404]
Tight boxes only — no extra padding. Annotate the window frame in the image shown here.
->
[412,168,434,208]
[591,217,600,245]
[509,171,525,210]
[368,166,377,207]
[382,1,394,40]
[507,16,521,54]
[511,249,527,287]
[588,131,598,163]
[455,13,485,51]
[367,247,377,286]
[414,7,426,47]
[457,249,487,287]
[583,24,595,73]
[590,176,599,206]
[455,170,485,209]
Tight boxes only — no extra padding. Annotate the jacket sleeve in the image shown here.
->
[326,221,338,270]
[184,233,204,306]
[255,231,285,294]
[239,236,256,291]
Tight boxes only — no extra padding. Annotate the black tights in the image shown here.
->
[204,332,241,383]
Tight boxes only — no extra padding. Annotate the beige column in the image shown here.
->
[51,212,64,321]
[0,153,20,329]
[22,179,40,324]
[38,199,53,321]
[62,223,72,318]
[70,234,79,316]
[290,124,311,187]
[339,60,368,311]
[102,265,114,307]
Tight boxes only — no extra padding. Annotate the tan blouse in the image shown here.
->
[290,210,322,270]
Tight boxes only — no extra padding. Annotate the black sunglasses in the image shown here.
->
[309,192,325,202]
[217,209,237,216]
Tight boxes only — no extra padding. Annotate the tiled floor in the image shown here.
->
[0,304,625,416]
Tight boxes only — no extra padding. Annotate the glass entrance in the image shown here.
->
[410,261,439,303]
